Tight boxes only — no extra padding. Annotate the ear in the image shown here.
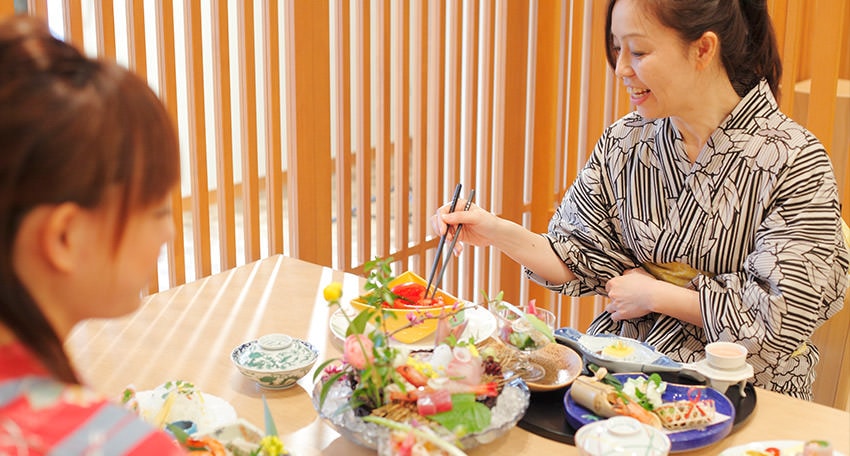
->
[41,203,87,274]
[692,31,719,70]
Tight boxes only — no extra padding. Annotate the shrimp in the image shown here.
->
[184,436,227,455]
[611,396,663,429]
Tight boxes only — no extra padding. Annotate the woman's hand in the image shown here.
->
[605,267,703,326]
[604,267,658,321]
[431,199,500,255]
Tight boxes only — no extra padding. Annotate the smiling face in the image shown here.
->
[609,0,700,120]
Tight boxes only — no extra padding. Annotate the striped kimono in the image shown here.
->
[527,79,849,399]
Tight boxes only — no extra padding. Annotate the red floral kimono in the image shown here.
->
[0,342,185,455]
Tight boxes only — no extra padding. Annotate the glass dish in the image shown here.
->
[312,375,530,450]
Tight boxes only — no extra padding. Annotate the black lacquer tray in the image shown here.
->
[517,344,758,445]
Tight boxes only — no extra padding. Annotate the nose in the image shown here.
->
[614,51,632,79]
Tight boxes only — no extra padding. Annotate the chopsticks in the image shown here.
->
[428,188,476,299]
[425,183,462,297]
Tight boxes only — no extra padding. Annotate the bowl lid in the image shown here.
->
[258,333,293,350]
[233,335,317,371]
[575,416,670,456]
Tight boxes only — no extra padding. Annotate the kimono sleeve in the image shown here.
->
[525,128,640,296]
[696,142,849,363]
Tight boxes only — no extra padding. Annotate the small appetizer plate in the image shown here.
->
[525,342,583,392]
[329,305,496,351]
[555,328,683,373]
[131,384,238,435]
[718,440,846,456]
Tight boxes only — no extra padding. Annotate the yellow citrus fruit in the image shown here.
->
[323,282,343,302]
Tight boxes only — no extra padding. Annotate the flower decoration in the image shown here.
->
[313,257,529,453]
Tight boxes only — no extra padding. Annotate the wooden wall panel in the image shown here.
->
[214,0,237,271]
[289,0,332,265]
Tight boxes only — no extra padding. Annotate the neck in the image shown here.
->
[671,76,741,162]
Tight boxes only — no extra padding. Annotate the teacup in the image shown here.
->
[705,341,747,371]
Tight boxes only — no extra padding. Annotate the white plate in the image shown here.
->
[329,305,497,350]
[134,389,238,435]
[718,440,847,456]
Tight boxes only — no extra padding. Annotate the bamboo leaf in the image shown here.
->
[312,358,340,382]
[318,372,346,408]
[262,395,279,437]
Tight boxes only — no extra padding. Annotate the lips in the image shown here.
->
[626,86,651,105]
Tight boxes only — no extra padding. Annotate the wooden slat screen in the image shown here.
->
[18,0,850,407]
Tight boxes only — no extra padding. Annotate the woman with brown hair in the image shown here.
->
[435,0,848,400]
[0,16,186,454]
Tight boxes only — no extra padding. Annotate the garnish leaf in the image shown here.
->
[348,308,374,336]
[318,371,346,407]
[262,395,278,437]
[311,358,339,382]
[428,393,492,435]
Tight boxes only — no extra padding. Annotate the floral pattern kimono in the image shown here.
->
[0,342,185,455]
[527,79,849,400]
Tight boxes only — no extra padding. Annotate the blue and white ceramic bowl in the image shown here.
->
[231,333,319,389]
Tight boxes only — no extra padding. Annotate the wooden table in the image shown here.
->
[67,255,850,455]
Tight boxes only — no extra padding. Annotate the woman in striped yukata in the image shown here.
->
[434,0,848,400]
[0,16,186,454]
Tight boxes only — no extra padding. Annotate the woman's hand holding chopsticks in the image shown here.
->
[431,195,576,285]
[431,197,501,256]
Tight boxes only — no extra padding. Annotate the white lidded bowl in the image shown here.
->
[231,333,319,389]
[575,416,671,456]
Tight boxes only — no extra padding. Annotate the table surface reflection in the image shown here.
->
[67,255,850,455]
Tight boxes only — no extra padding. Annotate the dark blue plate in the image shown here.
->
[563,373,735,453]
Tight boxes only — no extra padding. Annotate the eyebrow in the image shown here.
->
[611,32,647,40]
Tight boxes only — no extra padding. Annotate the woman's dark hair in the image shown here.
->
[604,0,783,99]
[0,16,180,383]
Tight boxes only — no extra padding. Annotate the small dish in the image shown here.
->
[524,342,583,392]
[718,440,846,456]
[196,418,268,455]
[691,358,754,395]
[231,334,319,389]
[329,305,497,351]
[349,271,462,343]
[554,328,683,373]
[127,382,237,435]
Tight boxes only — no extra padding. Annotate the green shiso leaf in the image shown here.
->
[427,393,491,435]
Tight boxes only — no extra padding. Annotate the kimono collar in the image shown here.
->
[720,79,777,131]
